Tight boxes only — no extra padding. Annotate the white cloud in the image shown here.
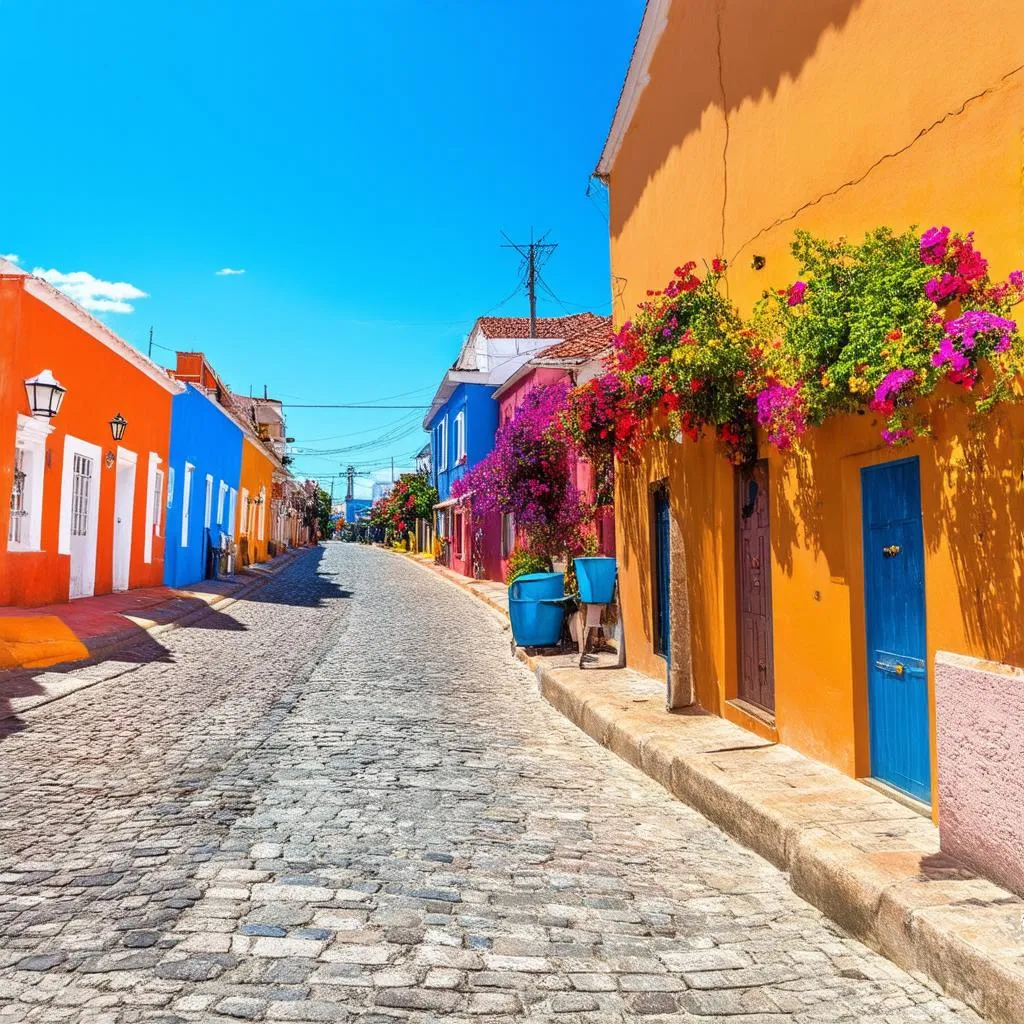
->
[1,253,20,264]
[215,267,245,276]
[32,267,148,314]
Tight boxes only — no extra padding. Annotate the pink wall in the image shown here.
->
[935,651,1024,897]
[495,366,616,583]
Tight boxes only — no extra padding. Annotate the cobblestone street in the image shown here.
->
[0,544,982,1023]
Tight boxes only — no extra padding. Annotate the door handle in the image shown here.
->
[882,545,901,557]
[875,659,905,675]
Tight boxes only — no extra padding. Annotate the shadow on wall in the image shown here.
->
[610,0,863,240]
[769,393,1024,669]
[926,404,1024,666]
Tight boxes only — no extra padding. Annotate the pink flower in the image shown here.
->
[919,226,950,265]
[787,281,807,306]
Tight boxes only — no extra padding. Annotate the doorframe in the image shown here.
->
[58,434,102,600]
[732,458,777,719]
[857,453,931,803]
[842,447,935,797]
[112,446,138,591]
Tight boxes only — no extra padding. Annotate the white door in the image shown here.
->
[69,452,97,599]
[112,455,136,591]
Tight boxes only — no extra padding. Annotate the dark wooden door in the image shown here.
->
[736,460,775,712]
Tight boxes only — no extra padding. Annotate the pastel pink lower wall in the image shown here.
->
[935,650,1024,897]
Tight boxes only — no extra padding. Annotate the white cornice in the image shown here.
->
[12,267,182,395]
[595,0,672,178]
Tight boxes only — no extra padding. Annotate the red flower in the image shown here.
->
[712,258,727,274]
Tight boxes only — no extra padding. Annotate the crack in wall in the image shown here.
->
[727,61,1024,264]
[716,0,730,269]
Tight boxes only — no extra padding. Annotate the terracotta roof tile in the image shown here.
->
[535,319,613,361]
[474,312,609,342]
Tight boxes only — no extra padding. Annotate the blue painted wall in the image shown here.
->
[426,382,499,502]
[344,498,372,522]
[165,384,244,587]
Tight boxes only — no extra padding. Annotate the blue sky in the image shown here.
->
[1,1,644,497]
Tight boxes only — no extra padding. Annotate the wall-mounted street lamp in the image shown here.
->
[109,412,128,441]
[25,369,66,419]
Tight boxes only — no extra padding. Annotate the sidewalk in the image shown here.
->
[398,548,1024,1024]
[0,546,309,720]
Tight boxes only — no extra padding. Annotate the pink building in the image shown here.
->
[489,321,615,582]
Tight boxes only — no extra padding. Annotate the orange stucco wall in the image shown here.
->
[237,437,276,565]
[0,277,175,606]
[606,0,1024,807]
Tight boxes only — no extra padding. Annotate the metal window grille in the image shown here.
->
[71,453,92,537]
[8,448,26,544]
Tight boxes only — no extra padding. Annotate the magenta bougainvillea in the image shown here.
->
[452,382,592,560]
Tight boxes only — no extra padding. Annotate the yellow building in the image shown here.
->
[600,0,1024,814]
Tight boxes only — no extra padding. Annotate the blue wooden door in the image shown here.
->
[653,489,671,666]
[861,458,930,802]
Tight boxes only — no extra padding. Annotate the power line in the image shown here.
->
[501,229,558,337]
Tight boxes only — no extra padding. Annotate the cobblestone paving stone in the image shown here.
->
[0,544,984,1023]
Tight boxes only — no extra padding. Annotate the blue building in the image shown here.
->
[164,383,244,587]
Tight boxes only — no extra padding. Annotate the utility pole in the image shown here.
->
[346,465,355,502]
[501,229,558,338]
[147,326,154,358]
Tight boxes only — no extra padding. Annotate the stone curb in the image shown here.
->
[0,546,314,721]
[392,545,1024,1024]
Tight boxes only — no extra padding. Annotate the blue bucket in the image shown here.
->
[574,557,617,604]
[508,572,564,601]
[508,596,565,647]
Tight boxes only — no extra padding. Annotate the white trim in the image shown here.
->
[144,452,163,563]
[181,461,195,548]
[454,409,466,462]
[112,447,137,592]
[239,487,249,535]
[58,435,102,599]
[437,415,449,472]
[8,413,53,553]
[16,273,183,395]
[228,487,237,535]
[595,0,672,178]
[204,474,214,529]
[217,480,228,525]
[258,486,266,541]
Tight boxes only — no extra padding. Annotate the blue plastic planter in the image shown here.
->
[508,572,564,601]
[574,557,617,604]
[508,572,566,647]
[508,596,565,647]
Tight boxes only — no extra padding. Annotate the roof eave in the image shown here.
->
[595,0,672,178]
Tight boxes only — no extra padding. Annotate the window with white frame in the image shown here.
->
[181,463,194,547]
[501,513,515,559]
[257,486,266,541]
[167,466,175,508]
[7,414,52,552]
[437,416,448,472]
[228,488,237,534]
[239,488,249,534]
[204,474,214,529]
[216,481,228,525]
[454,410,466,463]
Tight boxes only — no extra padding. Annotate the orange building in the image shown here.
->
[0,261,178,606]
[598,0,1024,813]
[236,434,277,565]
